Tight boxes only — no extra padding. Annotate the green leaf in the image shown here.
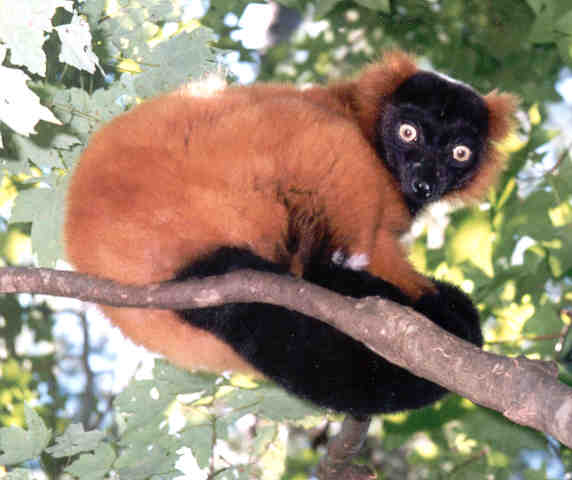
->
[114,440,180,480]
[179,424,214,469]
[354,0,390,13]
[221,382,323,421]
[529,10,557,43]
[314,0,343,18]
[2,126,80,173]
[78,0,106,29]
[64,443,116,480]
[114,379,173,438]
[133,28,219,98]
[556,37,572,64]
[99,0,185,59]
[542,226,572,277]
[3,469,36,480]
[55,14,101,74]
[146,0,188,21]
[255,424,287,478]
[46,423,105,458]
[218,466,256,480]
[253,425,277,457]
[101,0,148,51]
[115,361,217,444]
[523,467,551,480]
[10,174,68,266]
[0,405,51,465]
[514,250,552,302]
[0,0,73,76]
[551,155,572,197]
[558,322,572,376]
[476,0,534,58]
[384,396,469,449]
[525,0,547,14]
[460,407,546,458]
[555,10,572,33]
[53,76,136,144]
[152,359,218,398]
[112,361,226,479]
[0,68,61,137]
[275,0,303,9]
[114,384,182,477]
[522,303,561,355]
[447,212,494,276]
[498,190,555,244]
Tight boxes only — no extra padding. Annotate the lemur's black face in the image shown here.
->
[376,72,490,215]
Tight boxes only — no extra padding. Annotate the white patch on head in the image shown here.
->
[180,71,227,98]
[345,253,369,271]
[431,70,475,92]
[332,249,345,265]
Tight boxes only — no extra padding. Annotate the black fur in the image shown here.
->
[175,247,482,415]
[173,74,489,413]
[376,72,490,215]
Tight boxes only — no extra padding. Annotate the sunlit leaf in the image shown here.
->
[11,175,68,266]
[354,0,390,13]
[179,424,213,469]
[0,0,73,75]
[0,406,51,465]
[64,443,116,480]
[55,14,102,74]
[133,28,219,98]
[46,423,105,458]
[555,10,572,33]
[448,213,494,277]
[314,0,343,18]
[0,68,61,137]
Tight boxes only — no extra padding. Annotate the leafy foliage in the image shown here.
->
[0,360,320,479]
[0,0,572,478]
[0,406,51,465]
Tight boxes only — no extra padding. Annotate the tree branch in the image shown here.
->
[1,266,572,451]
[316,415,375,480]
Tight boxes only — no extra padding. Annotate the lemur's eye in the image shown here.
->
[398,123,418,143]
[452,145,472,162]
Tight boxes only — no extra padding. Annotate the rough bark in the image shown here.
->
[316,416,375,480]
[1,266,571,452]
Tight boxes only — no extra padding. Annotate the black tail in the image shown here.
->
[175,247,482,415]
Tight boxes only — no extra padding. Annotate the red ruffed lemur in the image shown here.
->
[65,51,517,415]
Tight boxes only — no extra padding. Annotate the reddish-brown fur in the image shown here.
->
[65,51,516,374]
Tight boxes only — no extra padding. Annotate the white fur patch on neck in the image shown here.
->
[346,253,369,270]
[332,249,345,265]
[332,250,369,270]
